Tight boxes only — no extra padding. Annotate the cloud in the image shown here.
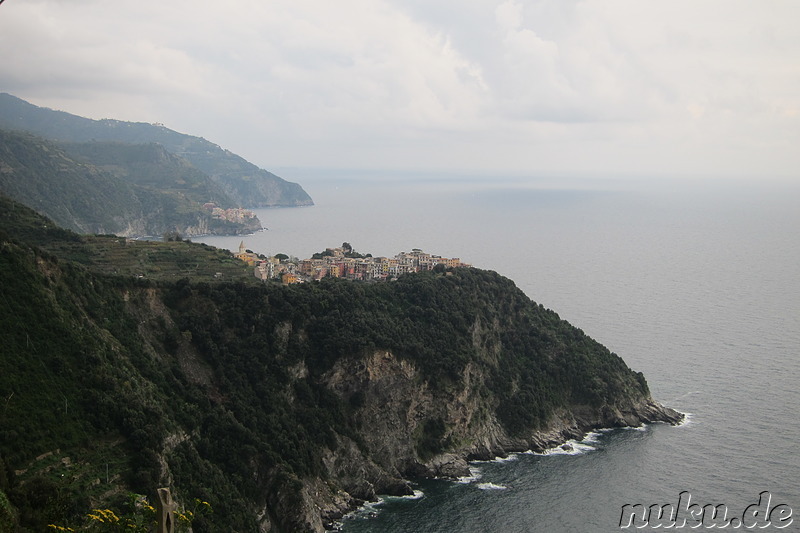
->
[495,1,524,31]
[1,0,798,178]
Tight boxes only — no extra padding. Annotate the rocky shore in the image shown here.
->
[273,350,685,532]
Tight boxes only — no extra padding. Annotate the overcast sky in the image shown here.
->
[1,0,798,181]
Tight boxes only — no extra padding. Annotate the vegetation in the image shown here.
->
[310,243,371,260]
[45,494,211,532]
[0,195,256,283]
[61,141,235,208]
[0,129,261,237]
[0,197,652,531]
[0,93,313,208]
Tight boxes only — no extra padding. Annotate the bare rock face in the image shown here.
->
[426,454,471,479]
[303,349,683,530]
[322,351,505,481]
[320,435,410,502]
[325,351,426,477]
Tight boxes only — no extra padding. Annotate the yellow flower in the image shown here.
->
[93,509,120,522]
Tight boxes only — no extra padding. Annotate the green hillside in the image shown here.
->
[0,129,261,237]
[0,93,313,208]
[61,141,235,208]
[0,197,679,532]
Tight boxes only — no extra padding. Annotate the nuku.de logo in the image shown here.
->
[619,491,793,529]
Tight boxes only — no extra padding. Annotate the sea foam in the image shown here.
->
[621,424,648,432]
[534,436,598,456]
[471,453,520,464]
[456,466,482,484]
[476,482,507,490]
[675,411,693,428]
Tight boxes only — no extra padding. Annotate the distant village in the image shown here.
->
[202,202,259,224]
[234,242,471,284]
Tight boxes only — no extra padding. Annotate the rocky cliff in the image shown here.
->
[306,350,681,530]
[0,201,681,532]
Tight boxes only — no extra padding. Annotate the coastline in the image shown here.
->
[328,399,685,530]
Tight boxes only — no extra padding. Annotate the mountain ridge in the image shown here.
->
[0,93,313,209]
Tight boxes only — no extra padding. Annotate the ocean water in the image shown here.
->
[198,173,800,532]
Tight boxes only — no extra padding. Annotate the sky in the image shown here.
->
[1,0,799,181]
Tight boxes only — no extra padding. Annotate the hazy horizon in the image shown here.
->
[1,1,798,182]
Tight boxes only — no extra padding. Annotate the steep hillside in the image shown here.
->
[0,129,143,234]
[0,199,681,532]
[0,129,261,237]
[0,93,313,208]
[61,141,235,208]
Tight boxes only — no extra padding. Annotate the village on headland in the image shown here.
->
[202,202,259,225]
[233,242,471,284]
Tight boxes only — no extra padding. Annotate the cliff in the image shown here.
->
[0,198,681,532]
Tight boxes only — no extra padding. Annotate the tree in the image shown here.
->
[342,242,352,253]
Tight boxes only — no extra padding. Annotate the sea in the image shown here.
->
[197,171,800,533]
